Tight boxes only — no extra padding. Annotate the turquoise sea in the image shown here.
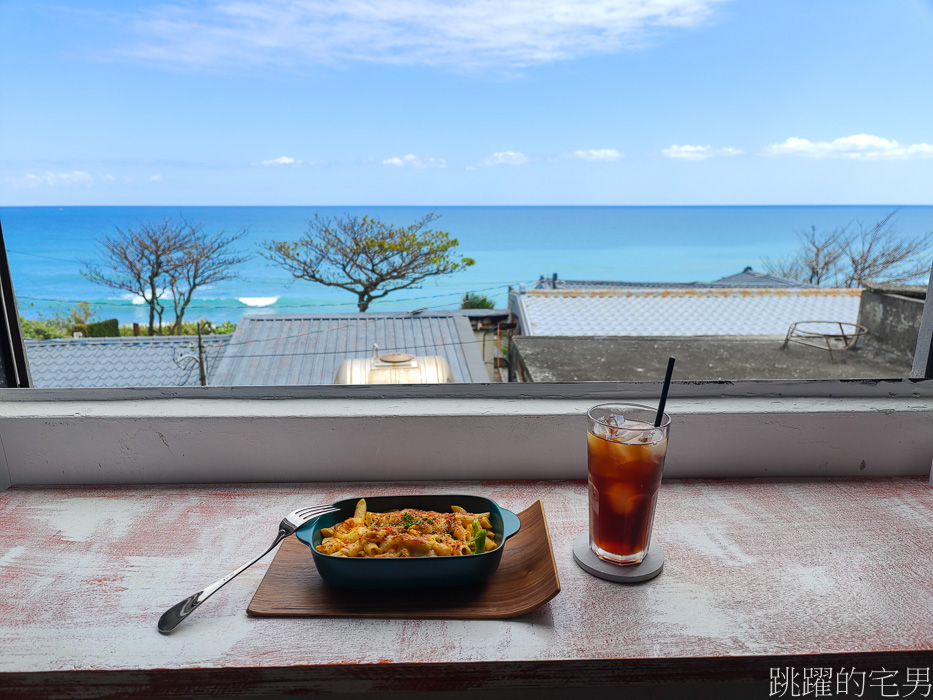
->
[2,206,931,325]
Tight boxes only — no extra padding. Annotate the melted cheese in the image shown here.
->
[316,507,497,558]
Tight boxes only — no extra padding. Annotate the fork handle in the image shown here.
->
[157,529,287,634]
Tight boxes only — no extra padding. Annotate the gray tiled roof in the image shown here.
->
[510,287,863,336]
[531,268,807,290]
[25,335,231,388]
[211,312,488,385]
[710,268,812,288]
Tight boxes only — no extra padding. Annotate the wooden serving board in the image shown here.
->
[247,501,560,619]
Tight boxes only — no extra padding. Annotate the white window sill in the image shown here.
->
[2,380,931,488]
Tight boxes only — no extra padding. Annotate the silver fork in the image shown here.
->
[157,504,339,634]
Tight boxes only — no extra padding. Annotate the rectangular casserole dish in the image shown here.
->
[295,495,523,590]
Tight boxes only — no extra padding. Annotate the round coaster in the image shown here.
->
[572,532,664,583]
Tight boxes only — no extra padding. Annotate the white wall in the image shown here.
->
[1,380,931,485]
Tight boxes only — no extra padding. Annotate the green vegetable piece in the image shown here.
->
[473,529,486,555]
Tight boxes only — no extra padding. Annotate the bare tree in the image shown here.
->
[83,221,185,335]
[841,212,932,288]
[763,225,846,286]
[758,254,805,284]
[164,224,249,334]
[261,213,475,312]
[83,220,247,335]
[763,212,932,288]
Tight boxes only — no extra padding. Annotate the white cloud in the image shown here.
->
[662,144,743,160]
[479,151,528,167]
[763,134,933,160]
[149,173,163,182]
[113,0,727,71]
[381,154,447,168]
[19,171,94,187]
[262,156,301,166]
[568,149,624,161]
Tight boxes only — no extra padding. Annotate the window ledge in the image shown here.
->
[1,380,932,486]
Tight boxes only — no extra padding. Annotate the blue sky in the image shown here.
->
[2,0,932,206]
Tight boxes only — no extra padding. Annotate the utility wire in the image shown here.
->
[6,249,82,264]
[14,280,527,312]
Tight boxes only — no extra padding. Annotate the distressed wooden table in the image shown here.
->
[2,478,933,699]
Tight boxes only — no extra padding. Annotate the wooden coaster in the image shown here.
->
[572,532,664,583]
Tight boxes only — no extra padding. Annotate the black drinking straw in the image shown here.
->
[654,357,676,427]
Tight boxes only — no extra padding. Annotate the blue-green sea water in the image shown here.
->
[2,206,931,324]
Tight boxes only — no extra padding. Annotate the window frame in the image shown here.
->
[910,263,933,378]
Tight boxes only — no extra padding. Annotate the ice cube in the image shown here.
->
[646,436,668,461]
[606,483,637,514]
[604,414,626,428]
[613,429,643,444]
[592,422,613,440]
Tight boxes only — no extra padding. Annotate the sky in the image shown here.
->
[1,0,933,206]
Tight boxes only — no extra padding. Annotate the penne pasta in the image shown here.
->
[353,499,367,521]
[316,500,499,558]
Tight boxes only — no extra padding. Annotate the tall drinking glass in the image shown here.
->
[586,403,670,565]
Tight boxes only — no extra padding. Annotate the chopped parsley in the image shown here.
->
[399,511,431,529]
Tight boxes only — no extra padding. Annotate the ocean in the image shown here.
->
[2,205,931,325]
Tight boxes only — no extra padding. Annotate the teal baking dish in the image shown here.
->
[295,495,522,590]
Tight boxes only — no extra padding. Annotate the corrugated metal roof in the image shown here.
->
[211,312,487,385]
[25,335,231,388]
[531,268,807,290]
[510,288,863,336]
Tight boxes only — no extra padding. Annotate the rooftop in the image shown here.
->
[863,282,928,299]
[511,334,912,382]
[510,287,862,336]
[24,335,231,388]
[211,312,488,385]
[530,267,808,291]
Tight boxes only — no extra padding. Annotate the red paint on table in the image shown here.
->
[1,477,933,681]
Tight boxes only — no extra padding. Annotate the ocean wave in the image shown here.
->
[114,291,163,306]
[238,296,279,307]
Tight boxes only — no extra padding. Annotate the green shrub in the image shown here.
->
[66,301,97,326]
[19,302,101,340]
[174,319,238,335]
[117,319,238,336]
[85,318,120,337]
[19,316,69,340]
[460,292,496,309]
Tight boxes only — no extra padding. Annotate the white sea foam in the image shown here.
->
[238,296,279,307]
[118,291,165,305]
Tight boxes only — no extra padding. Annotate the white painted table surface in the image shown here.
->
[2,478,933,677]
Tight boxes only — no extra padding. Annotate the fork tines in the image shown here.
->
[293,505,339,521]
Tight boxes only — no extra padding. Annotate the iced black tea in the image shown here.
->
[586,404,670,565]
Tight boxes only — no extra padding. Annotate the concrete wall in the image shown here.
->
[472,328,502,381]
[858,290,925,360]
